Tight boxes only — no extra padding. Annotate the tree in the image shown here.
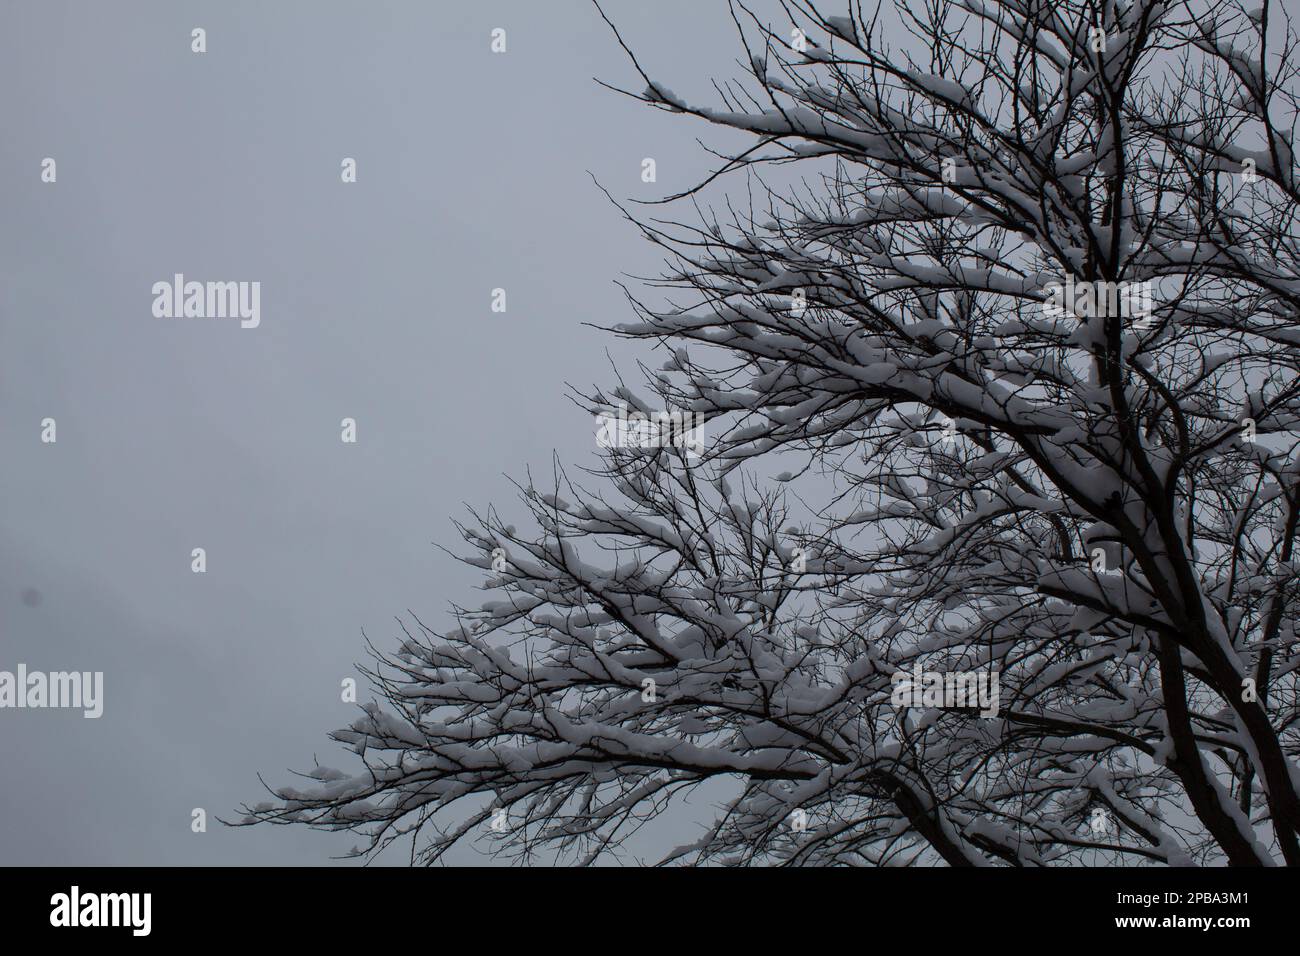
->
[240,0,1300,866]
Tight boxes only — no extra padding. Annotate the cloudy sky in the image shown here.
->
[0,0,770,864]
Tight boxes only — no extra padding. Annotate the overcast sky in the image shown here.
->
[0,0,774,864]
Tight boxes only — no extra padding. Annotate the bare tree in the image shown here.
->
[240,0,1300,866]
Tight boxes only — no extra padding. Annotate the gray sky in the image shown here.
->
[0,0,766,864]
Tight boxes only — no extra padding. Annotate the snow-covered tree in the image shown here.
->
[241,0,1300,866]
